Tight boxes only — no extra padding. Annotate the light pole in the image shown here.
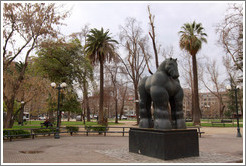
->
[226,85,242,137]
[51,82,67,139]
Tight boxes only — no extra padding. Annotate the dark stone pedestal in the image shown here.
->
[129,128,199,160]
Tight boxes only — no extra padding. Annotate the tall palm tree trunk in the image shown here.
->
[191,54,201,125]
[98,58,104,125]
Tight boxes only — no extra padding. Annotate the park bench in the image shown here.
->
[211,119,234,127]
[31,128,56,139]
[85,126,130,136]
[187,126,205,138]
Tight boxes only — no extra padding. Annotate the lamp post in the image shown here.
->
[226,85,242,137]
[51,82,67,139]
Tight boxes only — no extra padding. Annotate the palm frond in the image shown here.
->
[85,27,118,65]
[178,21,207,56]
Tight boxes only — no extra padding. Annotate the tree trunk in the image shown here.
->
[188,58,194,120]
[191,54,201,125]
[81,110,85,125]
[83,81,90,122]
[115,98,118,123]
[107,103,110,118]
[3,97,15,128]
[18,105,24,125]
[67,111,70,121]
[218,97,225,118]
[85,84,91,122]
[86,107,91,122]
[119,86,127,119]
[191,89,194,120]
[134,83,140,125]
[83,108,86,124]
[148,6,159,69]
[98,58,104,125]
[48,108,54,123]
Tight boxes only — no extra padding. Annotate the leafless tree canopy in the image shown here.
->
[216,3,243,73]
[119,17,149,124]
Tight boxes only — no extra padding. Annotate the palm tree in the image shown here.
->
[85,28,118,125]
[179,21,207,125]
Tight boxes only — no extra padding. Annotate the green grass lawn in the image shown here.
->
[9,120,125,130]
[201,119,243,122]
[7,118,243,130]
[186,122,243,127]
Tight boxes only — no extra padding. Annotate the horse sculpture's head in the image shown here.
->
[158,58,179,79]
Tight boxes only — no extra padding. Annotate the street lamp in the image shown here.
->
[51,82,67,139]
[226,85,242,137]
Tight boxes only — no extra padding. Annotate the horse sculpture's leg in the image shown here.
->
[173,89,186,129]
[139,78,153,128]
[151,86,172,129]
[169,98,177,128]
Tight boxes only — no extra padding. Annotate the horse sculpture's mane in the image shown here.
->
[157,58,179,79]
[157,58,177,71]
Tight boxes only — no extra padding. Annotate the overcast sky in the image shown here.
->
[8,1,242,91]
[60,1,229,57]
[57,1,238,90]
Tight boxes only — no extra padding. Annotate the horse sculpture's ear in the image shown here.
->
[174,58,177,62]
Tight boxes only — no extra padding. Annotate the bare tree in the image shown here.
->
[162,45,174,59]
[105,54,129,123]
[105,61,120,123]
[147,5,159,69]
[216,3,243,74]
[118,83,128,120]
[119,17,148,124]
[223,55,243,116]
[202,58,225,118]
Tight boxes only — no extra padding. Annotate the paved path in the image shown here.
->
[3,126,243,164]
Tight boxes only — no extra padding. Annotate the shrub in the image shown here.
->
[66,126,79,133]
[32,128,54,134]
[86,125,108,134]
[3,129,31,138]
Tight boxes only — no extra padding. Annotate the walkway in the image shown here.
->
[2,123,244,164]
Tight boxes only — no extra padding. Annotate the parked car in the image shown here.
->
[38,116,46,120]
[122,115,128,120]
[23,116,29,121]
[76,115,82,121]
[117,115,127,120]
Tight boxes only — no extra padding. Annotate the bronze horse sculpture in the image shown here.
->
[138,58,186,129]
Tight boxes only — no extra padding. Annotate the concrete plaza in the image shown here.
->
[2,124,244,164]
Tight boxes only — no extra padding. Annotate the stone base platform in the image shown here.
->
[129,128,199,160]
